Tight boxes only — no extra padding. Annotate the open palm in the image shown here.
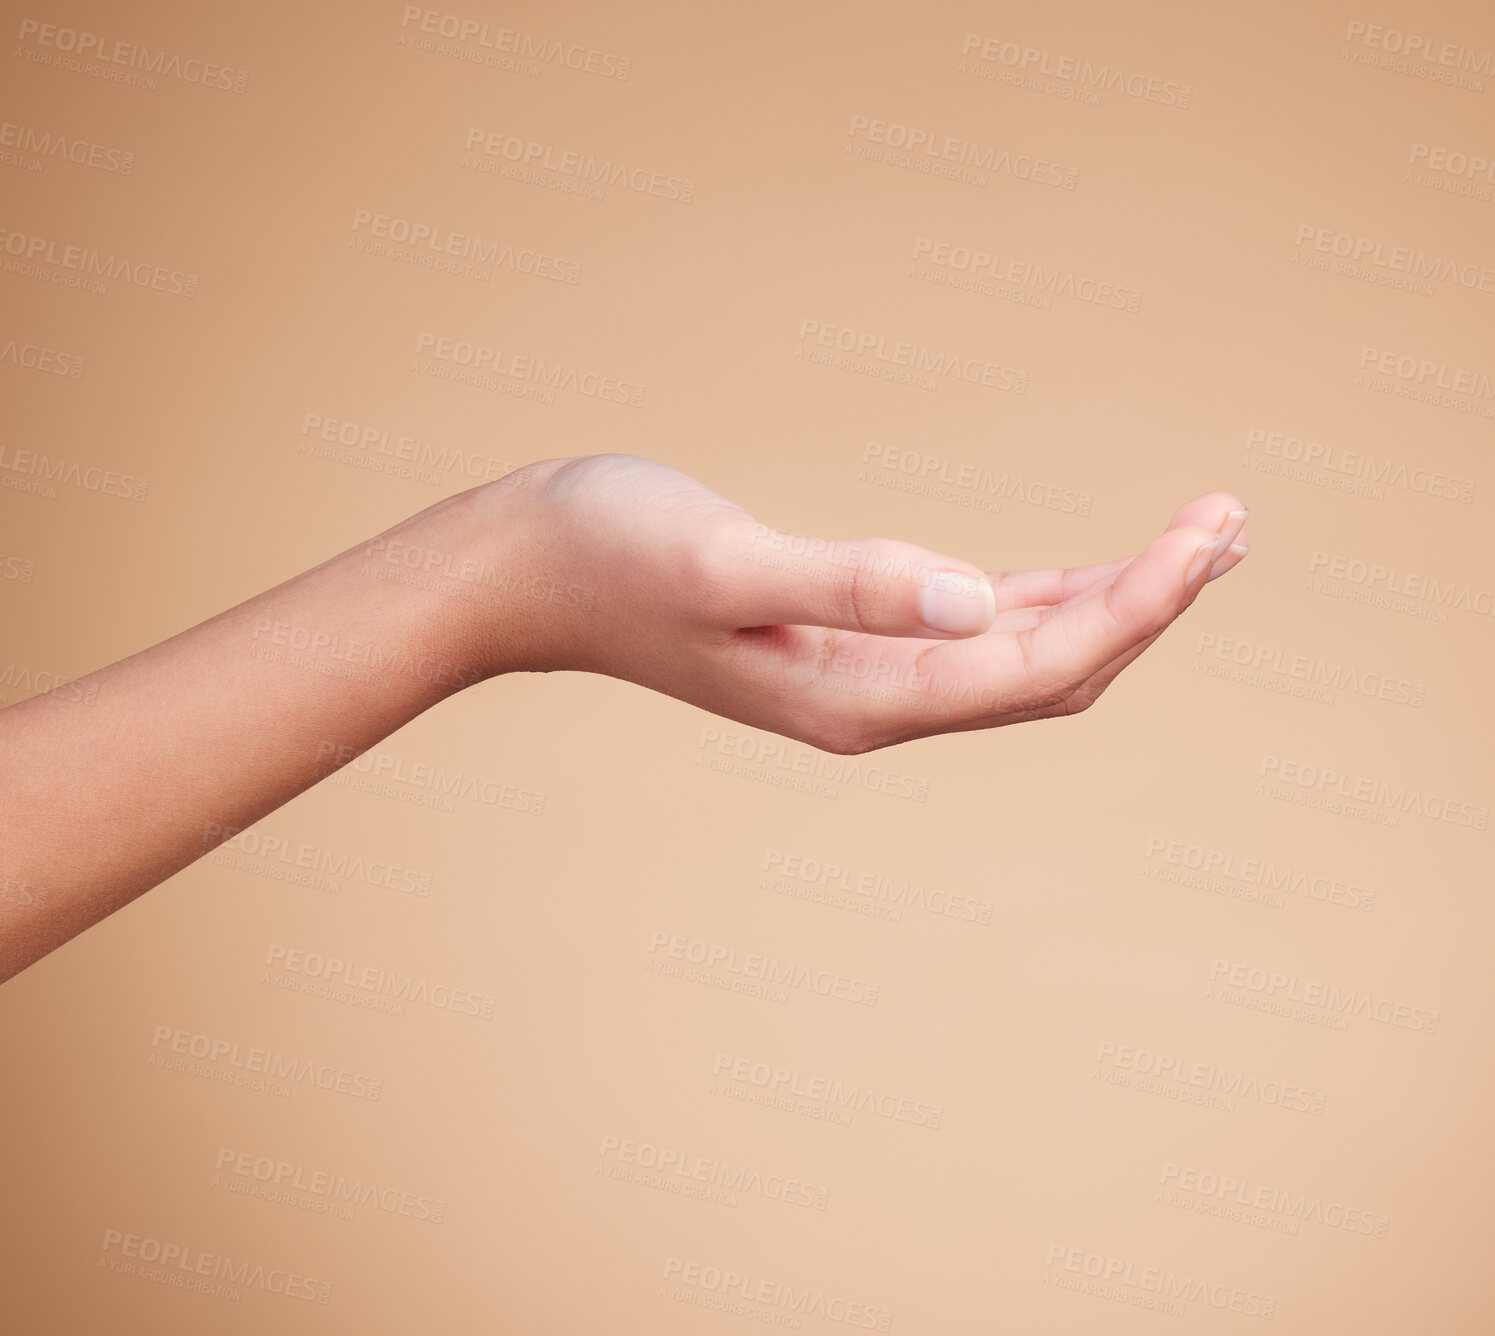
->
[498,455,1249,753]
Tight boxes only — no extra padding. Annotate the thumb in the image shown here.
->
[723,527,996,638]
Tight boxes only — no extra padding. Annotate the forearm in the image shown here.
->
[0,483,513,982]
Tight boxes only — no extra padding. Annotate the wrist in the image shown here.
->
[369,461,572,684]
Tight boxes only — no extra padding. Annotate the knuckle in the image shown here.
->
[841,538,896,632]
[682,520,745,619]
[836,546,873,633]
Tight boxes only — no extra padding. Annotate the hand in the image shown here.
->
[478,454,1250,753]
[0,450,1249,980]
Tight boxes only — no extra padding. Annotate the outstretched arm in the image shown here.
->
[0,453,1249,981]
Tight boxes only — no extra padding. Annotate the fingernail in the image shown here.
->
[1186,540,1219,586]
[920,570,996,634]
[1206,537,1251,582]
[1219,508,1248,532]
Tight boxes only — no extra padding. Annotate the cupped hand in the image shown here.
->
[480,454,1250,753]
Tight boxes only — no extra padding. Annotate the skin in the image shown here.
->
[0,453,1249,982]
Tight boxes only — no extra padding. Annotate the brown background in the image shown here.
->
[2,0,1492,1330]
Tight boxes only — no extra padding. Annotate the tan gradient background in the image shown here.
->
[2,0,1493,1330]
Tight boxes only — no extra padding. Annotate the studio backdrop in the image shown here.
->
[1,1,1491,1331]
